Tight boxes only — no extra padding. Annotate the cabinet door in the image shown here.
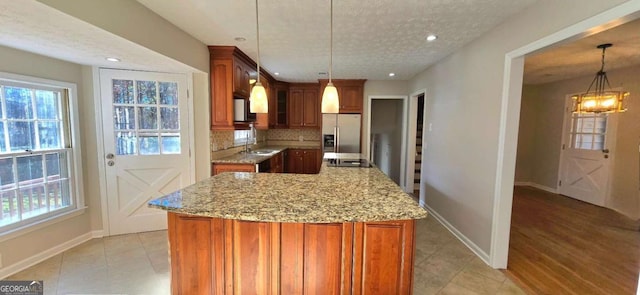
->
[168,213,225,295]
[302,149,319,174]
[302,89,319,127]
[211,59,234,130]
[212,163,256,176]
[275,87,288,128]
[289,90,304,128]
[339,85,363,114]
[287,149,304,173]
[352,220,416,295]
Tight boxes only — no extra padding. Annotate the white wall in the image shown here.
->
[516,65,640,219]
[408,0,630,257]
[0,45,93,270]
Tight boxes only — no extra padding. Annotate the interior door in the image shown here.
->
[99,69,191,235]
[558,97,617,206]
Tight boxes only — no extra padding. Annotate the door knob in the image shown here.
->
[107,160,115,166]
[106,153,115,159]
[602,149,609,153]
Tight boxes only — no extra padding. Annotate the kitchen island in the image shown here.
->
[149,163,427,295]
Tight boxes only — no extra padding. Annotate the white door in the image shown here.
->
[558,96,617,206]
[99,69,191,235]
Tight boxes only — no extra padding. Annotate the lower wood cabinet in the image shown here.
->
[168,213,416,295]
[286,148,321,174]
[211,163,256,176]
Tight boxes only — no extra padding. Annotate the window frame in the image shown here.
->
[0,71,85,239]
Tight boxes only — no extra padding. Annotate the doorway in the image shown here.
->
[367,96,407,187]
[97,69,192,236]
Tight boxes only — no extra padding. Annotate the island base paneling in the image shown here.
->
[168,213,416,295]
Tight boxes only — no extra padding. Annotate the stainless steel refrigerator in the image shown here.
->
[322,114,361,153]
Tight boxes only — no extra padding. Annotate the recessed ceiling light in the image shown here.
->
[105,57,120,62]
[426,34,437,42]
[234,37,246,42]
[389,73,395,77]
[274,72,280,76]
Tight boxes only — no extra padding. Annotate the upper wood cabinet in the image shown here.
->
[269,82,289,128]
[289,83,320,129]
[319,79,366,114]
[209,46,275,130]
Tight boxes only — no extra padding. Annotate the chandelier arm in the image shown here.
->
[584,74,599,94]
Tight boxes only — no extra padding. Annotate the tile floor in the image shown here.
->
[7,216,525,295]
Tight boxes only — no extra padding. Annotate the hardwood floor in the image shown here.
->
[506,186,640,295]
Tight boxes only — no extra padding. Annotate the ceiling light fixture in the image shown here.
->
[426,34,437,42]
[234,37,246,42]
[274,72,280,76]
[572,43,629,113]
[389,73,395,77]
[321,0,339,114]
[249,0,268,114]
[105,57,120,62]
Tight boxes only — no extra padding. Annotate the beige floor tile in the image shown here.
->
[431,241,475,267]
[496,278,528,295]
[450,269,503,295]
[438,282,483,295]
[462,257,506,283]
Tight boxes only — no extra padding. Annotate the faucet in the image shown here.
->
[244,123,257,153]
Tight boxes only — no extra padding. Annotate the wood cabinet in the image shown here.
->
[269,82,289,128]
[209,46,257,130]
[168,213,416,295]
[289,83,320,128]
[286,148,321,174]
[211,163,256,176]
[319,79,366,114]
[269,151,284,173]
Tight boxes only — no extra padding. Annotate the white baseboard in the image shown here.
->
[421,203,491,265]
[0,230,103,279]
[514,181,557,194]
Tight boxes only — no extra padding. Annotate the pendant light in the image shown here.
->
[249,0,268,113]
[572,43,629,114]
[321,0,339,113]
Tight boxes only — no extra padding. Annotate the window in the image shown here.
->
[233,124,256,146]
[0,75,80,233]
[569,112,607,150]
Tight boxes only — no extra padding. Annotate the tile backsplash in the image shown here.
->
[210,129,320,152]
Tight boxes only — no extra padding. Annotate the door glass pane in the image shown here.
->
[113,80,134,104]
[137,81,157,104]
[114,106,135,130]
[161,135,180,154]
[35,90,59,119]
[4,87,33,119]
[38,122,61,149]
[159,82,178,105]
[160,107,179,130]
[8,122,36,151]
[116,131,137,155]
[138,107,158,130]
[139,134,159,155]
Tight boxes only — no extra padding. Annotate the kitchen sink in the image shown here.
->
[248,149,278,155]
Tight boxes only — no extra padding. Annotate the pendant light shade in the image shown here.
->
[321,82,339,113]
[572,43,629,114]
[250,81,268,113]
[322,0,339,114]
[249,0,268,113]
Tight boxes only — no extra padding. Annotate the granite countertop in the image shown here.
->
[212,145,319,164]
[148,164,427,223]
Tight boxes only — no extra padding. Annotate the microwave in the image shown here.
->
[234,98,257,122]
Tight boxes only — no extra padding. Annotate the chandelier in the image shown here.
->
[572,43,629,114]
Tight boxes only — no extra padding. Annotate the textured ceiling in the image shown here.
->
[137,0,538,82]
[0,0,196,73]
[524,18,640,85]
